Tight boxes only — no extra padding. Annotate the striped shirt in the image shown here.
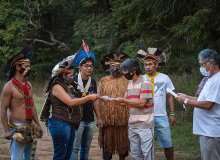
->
[125,75,154,129]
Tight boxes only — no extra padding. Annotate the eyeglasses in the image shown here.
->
[82,64,94,69]
[199,61,209,67]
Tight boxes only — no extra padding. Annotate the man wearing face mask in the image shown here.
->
[195,60,220,97]
[176,49,220,160]
[112,58,154,160]
[98,43,130,160]
[1,41,43,160]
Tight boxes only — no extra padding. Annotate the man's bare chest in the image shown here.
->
[11,86,31,104]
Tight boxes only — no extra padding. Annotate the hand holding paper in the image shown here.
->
[100,96,116,102]
[166,88,177,97]
[166,88,186,109]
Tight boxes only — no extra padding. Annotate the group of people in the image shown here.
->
[1,38,220,160]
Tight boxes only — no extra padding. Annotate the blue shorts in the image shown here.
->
[154,116,172,148]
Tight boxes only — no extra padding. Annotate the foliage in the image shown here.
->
[1,0,220,81]
[0,1,28,62]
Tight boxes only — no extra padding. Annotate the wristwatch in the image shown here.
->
[184,98,188,106]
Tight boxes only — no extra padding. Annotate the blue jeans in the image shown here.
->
[48,118,76,160]
[154,116,172,148]
[71,121,94,160]
[9,122,37,160]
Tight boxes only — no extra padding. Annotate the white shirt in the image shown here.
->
[193,72,220,137]
[144,73,175,116]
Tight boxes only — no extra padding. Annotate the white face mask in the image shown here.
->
[200,62,211,77]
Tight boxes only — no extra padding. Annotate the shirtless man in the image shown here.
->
[1,43,43,160]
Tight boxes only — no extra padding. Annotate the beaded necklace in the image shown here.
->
[12,77,33,121]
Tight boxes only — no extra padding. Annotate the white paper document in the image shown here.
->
[166,88,186,109]
[183,104,186,109]
[100,96,116,100]
[166,88,177,97]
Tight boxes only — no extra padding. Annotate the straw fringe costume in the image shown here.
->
[98,43,130,156]
[98,75,130,155]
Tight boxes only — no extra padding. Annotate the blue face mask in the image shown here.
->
[65,77,73,85]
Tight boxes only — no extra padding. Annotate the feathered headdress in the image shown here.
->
[135,37,166,66]
[4,40,35,82]
[72,39,95,67]
[51,55,76,78]
[101,43,131,71]
[40,47,76,124]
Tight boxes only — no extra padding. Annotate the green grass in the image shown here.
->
[172,120,200,159]
[152,118,201,160]
[35,100,44,114]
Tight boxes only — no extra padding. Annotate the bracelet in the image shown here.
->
[170,113,175,116]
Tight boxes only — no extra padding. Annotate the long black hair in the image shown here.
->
[7,60,24,82]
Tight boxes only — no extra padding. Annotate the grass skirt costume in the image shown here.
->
[98,43,130,155]
[98,75,130,155]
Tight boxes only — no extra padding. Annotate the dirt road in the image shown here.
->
[0,122,133,160]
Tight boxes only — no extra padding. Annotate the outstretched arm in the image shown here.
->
[112,98,148,108]
[176,96,215,110]
[52,84,98,106]
[177,93,198,101]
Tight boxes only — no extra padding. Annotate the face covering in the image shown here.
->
[65,77,74,85]
[123,72,134,80]
[110,68,122,76]
[200,62,211,77]
[19,68,31,77]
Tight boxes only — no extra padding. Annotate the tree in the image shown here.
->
[1,0,220,81]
